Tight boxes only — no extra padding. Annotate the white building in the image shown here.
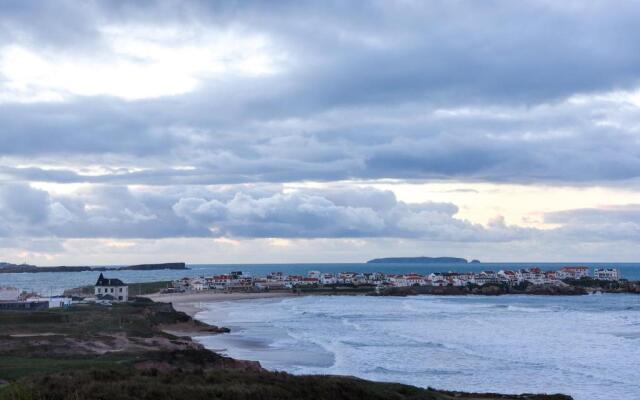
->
[48,297,72,308]
[0,287,20,301]
[498,270,518,284]
[320,273,337,285]
[211,275,232,289]
[191,279,205,291]
[475,271,499,285]
[94,273,129,302]
[557,266,590,280]
[404,274,425,286]
[520,268,546,285]
[308,270,321,279]
[594,268,620,281]
[26,297,72,308]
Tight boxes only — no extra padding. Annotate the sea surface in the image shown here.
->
[1,262,639,295]
[195,294,640,400]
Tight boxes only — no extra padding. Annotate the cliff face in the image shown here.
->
[0,264,91,273]
[0,262,187,273]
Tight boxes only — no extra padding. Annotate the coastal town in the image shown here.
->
[164,266,623,294]
[0,266,628,310]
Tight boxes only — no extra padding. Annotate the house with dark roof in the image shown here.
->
[94,273,128,302]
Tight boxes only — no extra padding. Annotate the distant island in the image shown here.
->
[0,262,187,273]
[367,256,477,264]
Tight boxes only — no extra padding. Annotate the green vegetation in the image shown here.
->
[0,367,572,400]
[0,301,187,339]
[0,356,134,381]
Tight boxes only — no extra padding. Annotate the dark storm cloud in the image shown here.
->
[1,1,640,185]
[1,95,639,185]
[0,183,50,224]
[0,100,183,156]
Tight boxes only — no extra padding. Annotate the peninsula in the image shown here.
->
[0,262,187,274]
[367,256,473,264]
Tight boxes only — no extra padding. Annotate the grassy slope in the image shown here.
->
[0,356,133,381]
[0,368,572,400]
[0,301,188,339]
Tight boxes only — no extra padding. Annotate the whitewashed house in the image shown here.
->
[594,268,620,281]
[404,274,425,286]
[191,279,205,291]
[475,271,499,285]
[521,268,546,285]
[320,273,337,285]
[94,273,129,302]
[296,278,319,286]
[24,297,72,308]
[498,270,518,285]
[557,266,590,280]
[211,275,232,289]
[307,271,321,279]
[387,274,408,287]
[47,297,72,308]
[337,272,357,284]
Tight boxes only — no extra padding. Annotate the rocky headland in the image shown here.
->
[0,262,187,273]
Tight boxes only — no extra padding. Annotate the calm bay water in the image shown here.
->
[1,262,639,295]
[196,294,640,400]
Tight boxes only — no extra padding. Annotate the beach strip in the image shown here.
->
[146,291,297,317]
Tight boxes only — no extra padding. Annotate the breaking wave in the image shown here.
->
[196,293,640,400]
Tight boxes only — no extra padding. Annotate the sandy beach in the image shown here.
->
[146,291,297,317]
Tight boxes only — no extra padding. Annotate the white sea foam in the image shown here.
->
[196,294,640,400]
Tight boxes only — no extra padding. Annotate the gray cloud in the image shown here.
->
[545,205,640,242]
[0,182,637,262]
[0,183,50,224]
[2,94,639,185]
[1,1,640,259]
[1,2,640,185]
[5,1,640,101]
[0,184,532,242]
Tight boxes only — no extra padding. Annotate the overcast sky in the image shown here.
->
[1,0,639,265]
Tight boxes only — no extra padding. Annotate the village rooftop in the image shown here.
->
[167,267,622,293]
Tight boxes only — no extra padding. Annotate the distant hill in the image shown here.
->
[366,256,473,264]
[118,263,186,271]
[0,262,187,273]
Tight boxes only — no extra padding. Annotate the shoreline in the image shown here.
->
[145,286,639,317]
[146,291,298,317]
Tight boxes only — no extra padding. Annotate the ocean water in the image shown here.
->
[195,294,640,400]
[1,262,639,295]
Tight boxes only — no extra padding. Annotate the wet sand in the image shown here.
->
[146,291,297,317]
